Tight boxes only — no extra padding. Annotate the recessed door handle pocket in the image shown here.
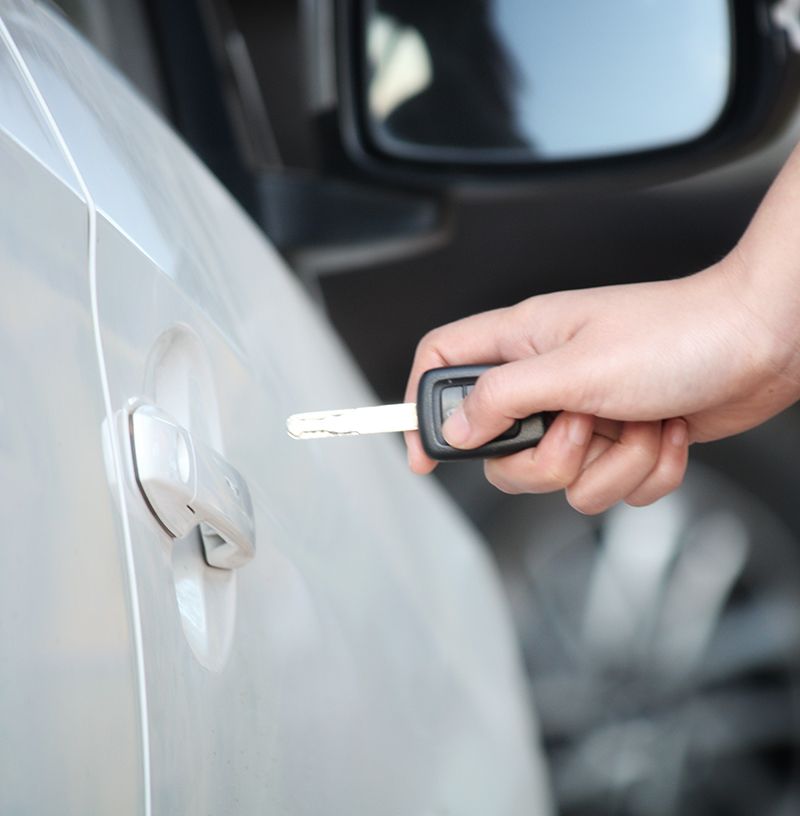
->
[129,403,255,569]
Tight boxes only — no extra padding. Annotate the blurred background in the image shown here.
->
[54,0,800,812]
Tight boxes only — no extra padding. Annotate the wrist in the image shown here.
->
[711,247,800,387]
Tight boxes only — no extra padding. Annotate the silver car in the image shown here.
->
[0,1,553,812]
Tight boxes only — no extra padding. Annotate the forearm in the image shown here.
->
[727,140,800,373]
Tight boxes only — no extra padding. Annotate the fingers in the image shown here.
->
[624,418,689,507]
[404,307,517,474]
[441,352,593,450]
[403,298,588,473]
[484,412,594,494]
[483,418,689,513]
[405,428,437,474]
[403,306,521,404]
[406,347,591,474]
[566,421,663,514]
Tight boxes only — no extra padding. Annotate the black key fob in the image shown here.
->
[416,365,552,461]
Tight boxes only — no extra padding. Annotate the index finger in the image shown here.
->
[403,306,522,402]
[404,305,524,473]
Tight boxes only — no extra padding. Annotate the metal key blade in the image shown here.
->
[287,402,418,439]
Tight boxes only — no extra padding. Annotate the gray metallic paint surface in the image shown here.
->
[0,1,552,813]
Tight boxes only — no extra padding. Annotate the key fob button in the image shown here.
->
[417,365,551,461]
[439,386,464,423]
[497,420,522,441]
[462,382,518,439]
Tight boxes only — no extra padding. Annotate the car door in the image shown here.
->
[0,9,142,815]
[1,1,553,813]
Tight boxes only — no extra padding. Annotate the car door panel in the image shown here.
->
[2,2,553,812]
[0,17,142,815]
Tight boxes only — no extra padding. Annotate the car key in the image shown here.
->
[286,365,552,461]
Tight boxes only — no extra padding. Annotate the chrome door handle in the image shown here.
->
[129,403,256,569]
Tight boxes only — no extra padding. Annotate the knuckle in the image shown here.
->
[414,328,443,360]
[420,326,443,347]
[472,369,505,416]
[497,481,524,496]
[624,437,660,470]
[566,486,607,516]
[564,370,601,415]
[659,461,687,494]
[625,493,654,508]
[540,462,573,491]
[662,463,686,492]
[484,462,523,495]
[626,463,687,507]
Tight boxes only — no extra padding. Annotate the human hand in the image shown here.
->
[404,256,800,513]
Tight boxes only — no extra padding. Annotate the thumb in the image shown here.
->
[442,351,591,449]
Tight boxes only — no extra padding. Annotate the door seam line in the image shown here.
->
[0,14,152,816]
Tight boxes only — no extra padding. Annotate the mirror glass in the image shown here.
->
[365,0,733,163]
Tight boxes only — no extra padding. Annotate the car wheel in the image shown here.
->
[488,458,800,816]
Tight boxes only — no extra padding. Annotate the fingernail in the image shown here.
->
[670,419,688,446]
[568,415,590,446]
[442,408,471,447]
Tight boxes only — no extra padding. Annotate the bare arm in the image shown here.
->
[403,142,800,513]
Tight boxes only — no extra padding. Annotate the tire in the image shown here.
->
[480,411,800,816]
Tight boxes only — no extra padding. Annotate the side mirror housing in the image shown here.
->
[335,0,798,187]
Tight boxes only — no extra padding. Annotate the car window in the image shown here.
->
[50,0,168,113]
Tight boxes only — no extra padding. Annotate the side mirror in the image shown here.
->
[336,0,795,182]
[362,0,732,164]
